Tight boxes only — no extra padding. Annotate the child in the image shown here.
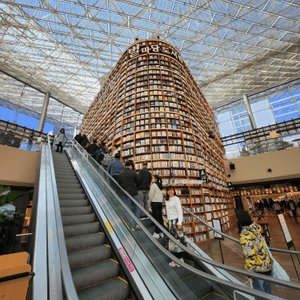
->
[165,185,186,267]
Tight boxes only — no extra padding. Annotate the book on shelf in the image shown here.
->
[195,225,205,232]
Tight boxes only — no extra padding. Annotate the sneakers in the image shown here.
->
[130,228,135,232]
[159,232,164,238]
[169,261,181,268]
[140,216,149,220]
[135,225,141,230]
[169,258,184,268]
[153,232,160,239]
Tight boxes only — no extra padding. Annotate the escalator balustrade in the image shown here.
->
[52,150,131,300]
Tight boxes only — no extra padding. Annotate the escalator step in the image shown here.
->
[55,173,78,182]
[60,206,92,216]
[54,165,74,170]
[72,259,120,291]
[57,180,81,185]
[60,199,89,207]
[68,244,112,269]
[62,213,96,226]
[77,277,129,300]
[59,193,87,200]
[65,232,105,251]
[58,188,85,195]
[64,223,100,237]
[57,183,82,189]
[139,219,153,227]
[55,172,77,177]
[201,292,230,300]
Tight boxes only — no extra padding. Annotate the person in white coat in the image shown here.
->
[55,128,70,153]
[149,175,164,239]
[165,185,186,267]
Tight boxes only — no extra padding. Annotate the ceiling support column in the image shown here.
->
[243,94,257,130]
[38,92,50,132]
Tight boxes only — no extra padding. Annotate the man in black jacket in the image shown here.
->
[118,160,140,230]
[138,161,152,219]
[74,132,83,144]
[86,139,98,155]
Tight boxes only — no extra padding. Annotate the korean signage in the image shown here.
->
[119,247,135,272]
[128,43,184,64]
[199,169,207,181]
[212,218,224,240]
[227,182,234,191]
[277,214,293,248]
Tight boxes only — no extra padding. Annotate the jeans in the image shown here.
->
[56,142,63,153]
[123,195,140,227]
[138,190,150,217]
[253,277,272,300]
[151,202,164,233]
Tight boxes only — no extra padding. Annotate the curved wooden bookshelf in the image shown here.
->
[81,39,235,244]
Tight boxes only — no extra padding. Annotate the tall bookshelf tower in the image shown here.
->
[81,39,235,244]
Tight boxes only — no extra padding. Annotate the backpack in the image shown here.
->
[102,153,112,167]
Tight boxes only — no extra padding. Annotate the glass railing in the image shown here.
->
[0,119,55,152]
[65,140,296,300]
[223,136,298,160]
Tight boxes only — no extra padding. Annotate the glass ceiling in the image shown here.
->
[1,0,300,113]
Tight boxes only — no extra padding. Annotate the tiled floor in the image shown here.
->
[199,210,300,300]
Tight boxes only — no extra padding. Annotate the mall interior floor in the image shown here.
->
[200,210,300,300]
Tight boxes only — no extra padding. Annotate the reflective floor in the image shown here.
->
[200,210,300,300]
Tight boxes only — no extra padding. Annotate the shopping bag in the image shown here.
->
[289,210,293,218]
[167,223,186,253]
[263,237,290,288]
[271,260,290,288]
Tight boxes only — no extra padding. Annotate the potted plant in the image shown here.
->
[0,186,33,254]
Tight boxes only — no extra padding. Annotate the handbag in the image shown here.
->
[167,222,186,253]
[264,238,290,288]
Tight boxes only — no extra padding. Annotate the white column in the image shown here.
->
[38,92,50,132]
[243,94,257,129]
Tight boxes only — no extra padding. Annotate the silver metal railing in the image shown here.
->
[69,140,300,298]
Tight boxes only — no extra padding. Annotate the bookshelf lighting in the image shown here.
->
[81,39,235,243]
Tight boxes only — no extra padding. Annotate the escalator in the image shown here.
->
[44,141,286,300]
[52,148,232,300]
[52,149,131,300]
[59,144,250,300]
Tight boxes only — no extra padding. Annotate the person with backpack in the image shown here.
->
[236,210,273,298]
[80,134,89,147]
[86,139,98,155]
[74,132,83,145]
[108,153,124,181]
[101,150,112,171]
[118,160,140,230]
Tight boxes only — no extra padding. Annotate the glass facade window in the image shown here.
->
[214,78,300,138]
[248,79,300,127]
[0,97,83,139]
[214,99,252,137]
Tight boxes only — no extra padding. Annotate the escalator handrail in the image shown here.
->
[68,142,284,300]
[68,154,168,300]
[182,207,300,256]
[32,145,48,300]
[69,140,300,293]
[47,134,79,300]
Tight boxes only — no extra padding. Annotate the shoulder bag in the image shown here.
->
[264,238,290,288]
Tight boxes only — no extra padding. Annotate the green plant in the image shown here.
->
[0,186,33,230]
[0,186,33,207]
